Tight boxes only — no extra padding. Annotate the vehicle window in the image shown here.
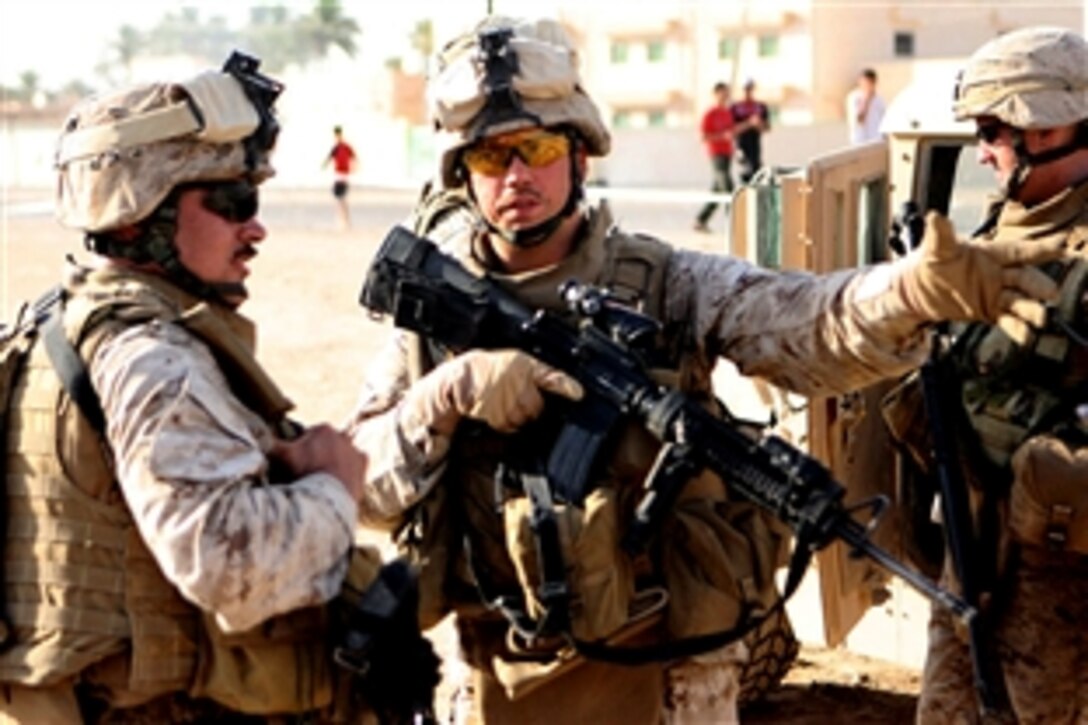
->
[945,142,994,234]
[920,141,990,231]
[858,176,889,263]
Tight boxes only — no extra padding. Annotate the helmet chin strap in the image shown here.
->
[1005,122,1088,202]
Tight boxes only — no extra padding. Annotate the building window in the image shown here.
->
[613,110,632,128]
[758,35,779,58]
[894,31,914,57]
[718,36,739,60]
[647,39,666,62]
[610,41,629,64]
[647,109,667,127]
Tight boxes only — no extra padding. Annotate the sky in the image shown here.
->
[0,0,561,91]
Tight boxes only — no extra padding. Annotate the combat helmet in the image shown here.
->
[953,26,1088,129]
[55,52,282,301]
[953,26,1088,198]
[428,16,610,190]
[425,17,610,248]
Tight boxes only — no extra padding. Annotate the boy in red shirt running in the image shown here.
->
[323,125,357,230]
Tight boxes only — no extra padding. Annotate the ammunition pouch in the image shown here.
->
[503,484,635,644]
[189,607,333,716]
[1009,433,1088,555]
[659,469,788,639]
[881,372,934,474]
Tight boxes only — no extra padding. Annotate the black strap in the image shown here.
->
[40,301,107,434]
[523,474,571,636]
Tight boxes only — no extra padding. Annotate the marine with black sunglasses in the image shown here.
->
[910,26,1088,725]
[0,54,437,723]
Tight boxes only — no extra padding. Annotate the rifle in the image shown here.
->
[893,203,1009,716]
[359,226,976,648]
[333,558,439,725]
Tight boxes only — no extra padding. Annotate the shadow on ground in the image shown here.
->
[743,682,917,724]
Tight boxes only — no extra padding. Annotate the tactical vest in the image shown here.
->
[400,196,788,679]
[952,186,1088,554]
[954,190,1088,469]
[0,266,334,714]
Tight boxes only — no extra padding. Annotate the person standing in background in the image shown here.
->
[730,79,771,184]
[846,68,886,145]
[323,125,357,230]
[694,81,735,232]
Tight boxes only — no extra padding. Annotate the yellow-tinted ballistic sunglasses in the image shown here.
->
[461,128,571,176]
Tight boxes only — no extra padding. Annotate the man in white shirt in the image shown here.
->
[847,67,886,145]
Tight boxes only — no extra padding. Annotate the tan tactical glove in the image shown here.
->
[896,212,1064,344]
[400,349,584,436]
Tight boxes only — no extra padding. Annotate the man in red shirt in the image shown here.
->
[694,82,734,232]
[323,125,357,230]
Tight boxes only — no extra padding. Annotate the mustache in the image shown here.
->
[497,188,542,208]
[234,244,258,261]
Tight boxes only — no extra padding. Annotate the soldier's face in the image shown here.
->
[465,128,583,233]
[173,183,266,307]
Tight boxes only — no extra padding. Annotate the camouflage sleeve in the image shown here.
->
[666,250,928,396]
[344,328,450,529]
[90,320,357,633]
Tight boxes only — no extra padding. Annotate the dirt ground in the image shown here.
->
[1,184,923,722]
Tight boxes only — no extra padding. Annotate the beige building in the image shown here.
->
[560,0,1083,130]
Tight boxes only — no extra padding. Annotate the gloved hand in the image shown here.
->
[401,349,584,436]
[896,212,1065,344]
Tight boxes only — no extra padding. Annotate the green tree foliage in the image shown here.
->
[145,8,238,61]
[295,0,361,61]
[243,5,305,72]
[17,70,40,103]
[409,19,433,74]
[98,1,361,78]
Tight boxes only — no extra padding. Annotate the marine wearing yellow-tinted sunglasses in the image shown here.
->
[461,128,572,176]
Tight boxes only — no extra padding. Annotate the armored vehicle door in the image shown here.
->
[727,73,985,655]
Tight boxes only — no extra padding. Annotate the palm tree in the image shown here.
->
[299,0,361,59]
[112,24,143,82]
[18,70,40,104]
[244,5,302,72]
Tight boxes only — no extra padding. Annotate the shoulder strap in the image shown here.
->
[410,184,478,238]
[602,227,672,320]
[20,286,109,434]
[41,309,106,434]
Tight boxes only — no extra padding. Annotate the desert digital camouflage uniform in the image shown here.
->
[87,272,357,633]
[907,27,1088,725]
[0,60,396,724]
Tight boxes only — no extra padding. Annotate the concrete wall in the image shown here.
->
[595,120,850,188]
[1,113,851,192]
